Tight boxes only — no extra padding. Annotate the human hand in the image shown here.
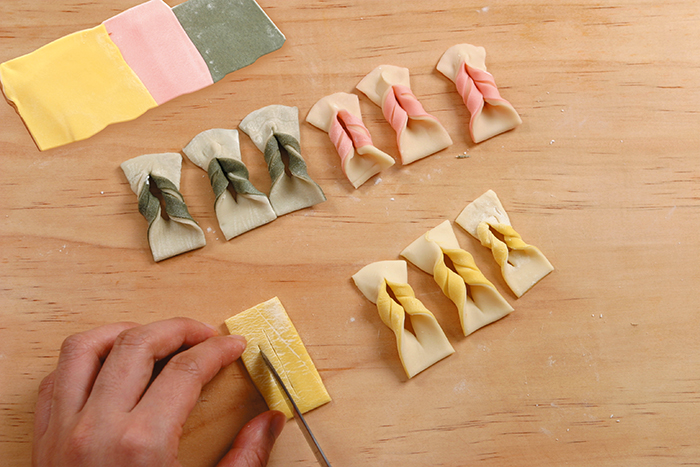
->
[33,318,287,467]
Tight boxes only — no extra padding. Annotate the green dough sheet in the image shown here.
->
[173,0,286,82]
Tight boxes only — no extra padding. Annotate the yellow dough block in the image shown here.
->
[0,24,157,151]
[224,297,331,419]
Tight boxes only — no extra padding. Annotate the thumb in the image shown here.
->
[216,410,286,467]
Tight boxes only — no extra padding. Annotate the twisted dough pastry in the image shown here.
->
[182,128,277,240]
[240,105,326,216]
[353,260,454,379]
[437,43,521,143]
[401,220,513,336]
[356,65,452,165]
[307,92,394,188]
[455,190,554,297]
[121,152,205,262]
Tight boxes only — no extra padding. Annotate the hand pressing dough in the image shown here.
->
[172,0,286,83]
[356,65,452,165]
[239,105,326,216]
[455,190,553,297]
[352,260,454,378]
[103,0,213,105]
[401,221,513,336]
[224,297,331,419]
[307,92,394,188]
[437,44,521,143]
[182,128,277,240]
[121,153,206,262]
[0,24,157,151]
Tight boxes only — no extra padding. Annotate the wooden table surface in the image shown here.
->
[2,1,699,466]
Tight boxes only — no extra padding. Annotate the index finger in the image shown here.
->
[134,334,247,431]
[85,318,218,412]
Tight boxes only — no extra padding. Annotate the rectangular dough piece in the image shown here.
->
[224,297,331,419]
[172,0,286,82]
[103,0,213,105]
[0,24,157,151]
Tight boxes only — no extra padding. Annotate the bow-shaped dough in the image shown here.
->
[455,190,553,297]
[307,92,394,188]
[182,128,276,240]
[401,220,513,336]
[356,65,452,165]
[437,44,521,143]
[239,105,326,216]
[121,153,206,262]
[353,260,454,378]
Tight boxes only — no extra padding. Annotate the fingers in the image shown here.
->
[86,318,218,412]
[50,322,140,418]
[216,411,287,467]
[33,371,56,442]
[134,334,247,430]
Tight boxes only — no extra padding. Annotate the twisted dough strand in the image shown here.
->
[431,253,467,318]
[329,109,375,165]
[376,280,406,332]
[476,222,531,267]
[456,62,512,120]
[441,247,494,289]
[387,280,435,318]
[382,84,436,136]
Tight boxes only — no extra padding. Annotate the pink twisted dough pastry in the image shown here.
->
[456,62,515,131]
[329,109,374,166]
[382,84,438,140]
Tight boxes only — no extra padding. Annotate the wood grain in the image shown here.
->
[1,0,699,466]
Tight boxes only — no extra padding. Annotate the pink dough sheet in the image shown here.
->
[103,0,213,105]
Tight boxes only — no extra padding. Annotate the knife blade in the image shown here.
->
[259,348,332,467]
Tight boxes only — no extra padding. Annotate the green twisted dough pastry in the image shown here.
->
[239,105,326,217]
[352,260,454,379]
[264,132,313,185]
[121,153,205,262]
[208,157,266,201]
[138,174,196,225]
[182,128,277,240]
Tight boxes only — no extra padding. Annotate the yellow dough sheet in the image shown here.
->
[225,297,331,419]
[0,24,157,151]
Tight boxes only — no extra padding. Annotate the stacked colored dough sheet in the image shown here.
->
[0,0,285,151]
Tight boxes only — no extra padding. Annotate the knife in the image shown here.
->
[259,348,332,467]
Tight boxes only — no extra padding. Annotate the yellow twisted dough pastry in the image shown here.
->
[456,190,554,297]
[401,220,513,336]
[353,260,454,379]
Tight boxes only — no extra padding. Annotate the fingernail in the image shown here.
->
[270,411,287,438]
[203,322,219,332]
